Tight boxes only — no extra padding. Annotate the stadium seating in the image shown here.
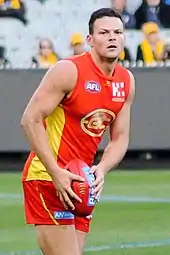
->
[0,0,170,67]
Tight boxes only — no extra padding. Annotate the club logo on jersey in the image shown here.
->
[112,82,125,102]
[85,81,101,93]
[81,109,115,137]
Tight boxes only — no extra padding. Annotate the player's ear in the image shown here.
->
[86,35,93,47]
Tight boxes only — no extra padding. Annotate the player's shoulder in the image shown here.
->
[115,64,135,102]
[116,64,135,82]
[127,69,135,86]
[115,63,129,74]
[66,52,89,68]
[125,69,135,102]
[46,53,89,90]
[46,59,78,83]
[67,52,88,62]
[41,59,78,93]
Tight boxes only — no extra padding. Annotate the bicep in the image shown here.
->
[110,71,135,140]
[23,61,77,120]
[110,102,131,140]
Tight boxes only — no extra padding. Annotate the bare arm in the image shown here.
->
[21,60,77,178]
[97,70,135,174]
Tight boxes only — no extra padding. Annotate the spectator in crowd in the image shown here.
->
[0,0,27,25]
[0,46,11,68]
[31,39,59,69]
[135,0,170,29]
[161,38,170,61]
[136,22,164,64]
[70,33,86,55]
[118,47,132,63]
[126,0,142,14]
[111,0,136,28]
[36,0,47,3]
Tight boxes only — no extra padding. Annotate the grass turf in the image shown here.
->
[0,170,170,255]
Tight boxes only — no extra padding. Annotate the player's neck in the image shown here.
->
[90,50,117,77]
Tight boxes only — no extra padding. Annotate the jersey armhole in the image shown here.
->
[61,60,80,105]
[125,70,131,101]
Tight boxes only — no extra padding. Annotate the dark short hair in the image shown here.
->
[88,8,123,34]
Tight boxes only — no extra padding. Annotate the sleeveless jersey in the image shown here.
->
[22,52,130,181]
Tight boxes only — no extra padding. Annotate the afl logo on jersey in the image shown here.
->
[85,81,101,93]
[81,109,115,137]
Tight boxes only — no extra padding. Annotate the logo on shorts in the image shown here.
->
[54,211,74,219]
[85,81,101,93]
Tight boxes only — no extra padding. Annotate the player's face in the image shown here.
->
[88,17,125,60]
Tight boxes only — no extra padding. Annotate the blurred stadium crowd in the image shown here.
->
[1,0,170,69]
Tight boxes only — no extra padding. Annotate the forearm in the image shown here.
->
[98,136,129,174]
[21,118,61,178]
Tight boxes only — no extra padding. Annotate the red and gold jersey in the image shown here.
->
[22,52,130,181]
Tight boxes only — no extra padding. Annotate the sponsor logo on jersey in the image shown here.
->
[85,81,101,93]
[112,82,125,102]
[81,109,115,137]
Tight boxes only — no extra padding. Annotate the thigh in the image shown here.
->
[75,215,92,254]
[23,180,79,255]
[36,225,79,255]
[22,180,75,225]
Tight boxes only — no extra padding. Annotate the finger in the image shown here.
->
[89,165,97,174]
[62,191,75,210]
[92,177,103,187]
[59,192,68,210]
[67,187,82,203]
[95,187,103,202]
[71,173,85,182]
[92,181,103,195]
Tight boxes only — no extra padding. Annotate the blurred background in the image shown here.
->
[1,0,170,171]
[1,1,170,254]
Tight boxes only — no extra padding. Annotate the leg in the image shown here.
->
[36,225,79,255]
[76,229,88,255]
[22,180,79,255]
[75,215,92,255]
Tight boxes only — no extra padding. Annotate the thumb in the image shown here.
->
[90,165,98,174]
[71,173,85,182]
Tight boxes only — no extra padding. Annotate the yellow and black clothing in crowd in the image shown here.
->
[32,53,59,69]
[0,0,20,9]
[118,47,132,63]
[136,22,164,64]
[31,39,60,69]
[0,0,27,24]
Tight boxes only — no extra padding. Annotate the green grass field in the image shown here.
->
[1,170,170,255]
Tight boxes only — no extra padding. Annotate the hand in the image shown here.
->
[53,168,85,210]
[90,165,105,202]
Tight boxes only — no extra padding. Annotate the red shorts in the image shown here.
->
[22,180,92,233]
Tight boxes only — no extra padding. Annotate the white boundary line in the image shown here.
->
[1,193,170,203]
[0,239,170,254]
